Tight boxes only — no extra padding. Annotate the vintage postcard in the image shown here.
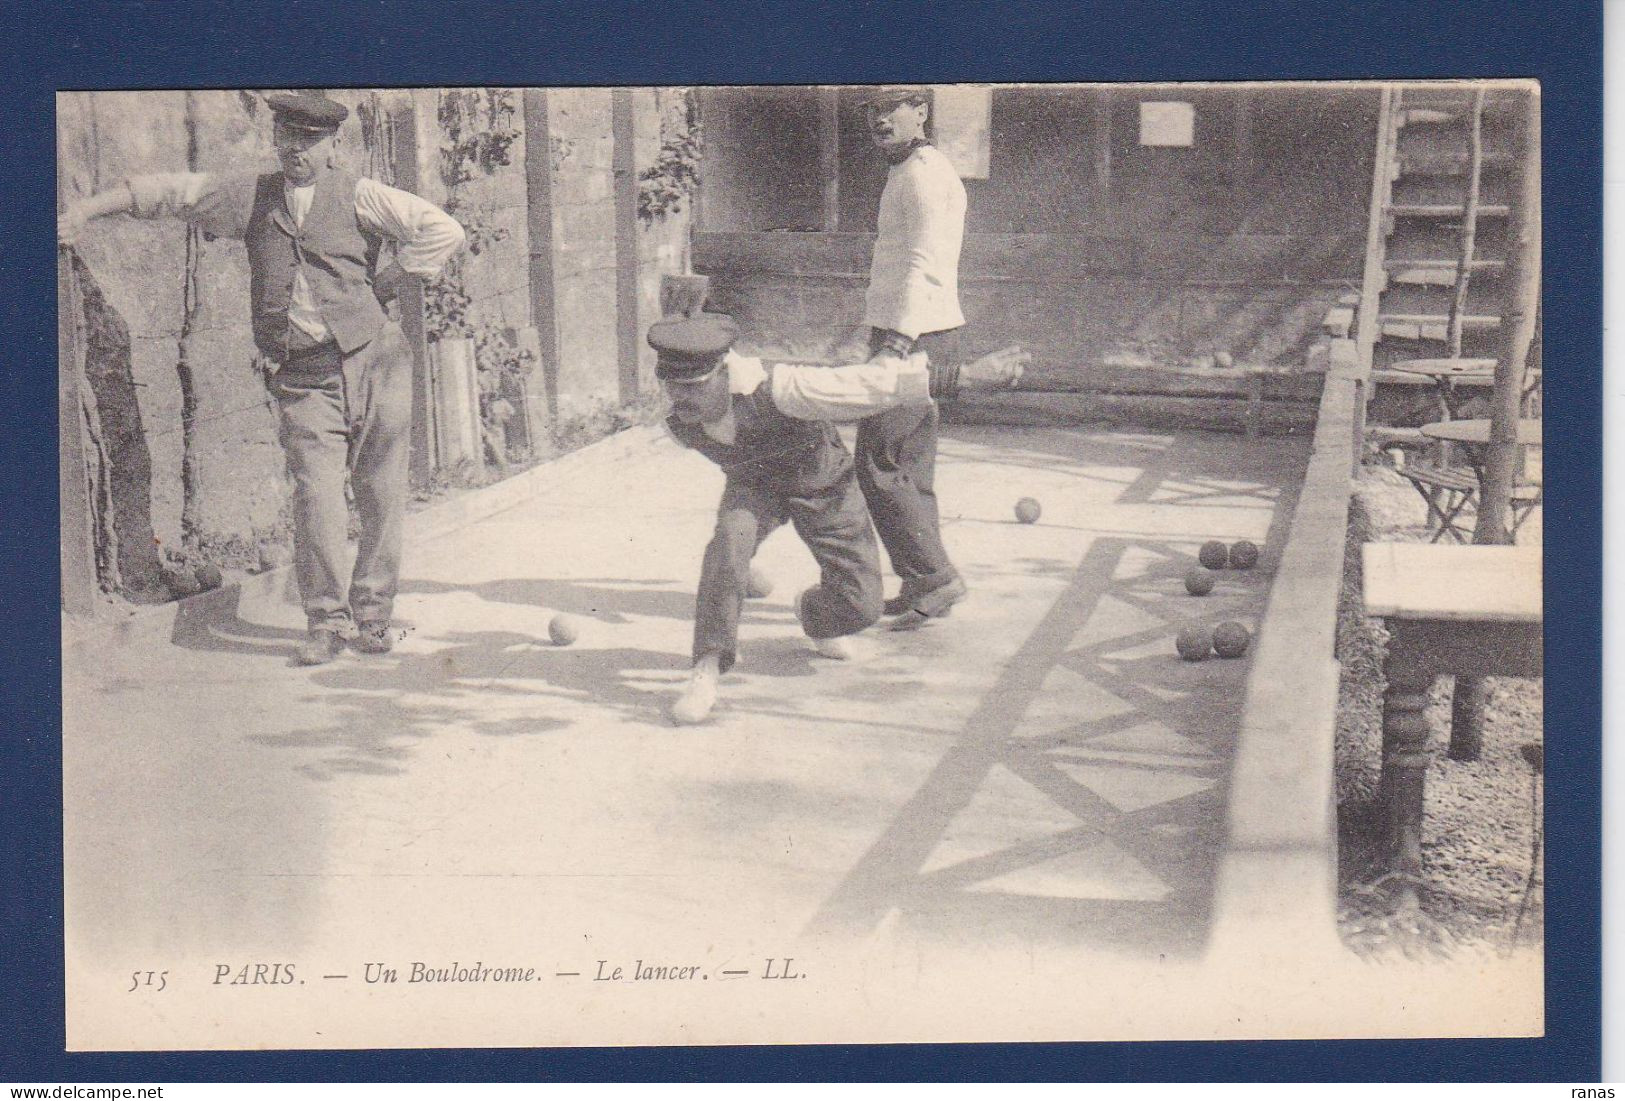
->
[58,80,1544,1051]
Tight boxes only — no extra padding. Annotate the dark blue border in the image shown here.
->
[4,0,1601,1082]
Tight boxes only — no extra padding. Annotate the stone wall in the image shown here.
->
[695,85,1378,375]
[60,86,694,606]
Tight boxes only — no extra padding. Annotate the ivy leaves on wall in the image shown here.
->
[638,88,702,224]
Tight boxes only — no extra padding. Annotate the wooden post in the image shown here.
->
[1093,89,1113,199]
[820,87,842,232]
[1446,87,1485,358]
[1476,87,1540,546]
[1450,88,1540,758]
[58,250,98,614]
[612,88,642,405]
[1231,88,1255,185]
[523,88,561,421]
[384,92,435,482]
[1350,85,1398,474]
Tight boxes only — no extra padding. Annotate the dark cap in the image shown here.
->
[648,313,739,383]
[857,85,929,109]
[267,92,349,134]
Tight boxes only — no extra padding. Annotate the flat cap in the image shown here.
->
[857,85,930,109]
[267,91,349,133]
[648,313,739,382]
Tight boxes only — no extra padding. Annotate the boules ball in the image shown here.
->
[548,614,580,646]
[194,563,224,591]
[1229,539,1260,570]
[1198,540,1229,569]
[1014,497,1042,524]
[1214,351,1235,369]
[746,567,774,599]
[163,565,203,599]
[1183,566,1216,596]
[1213,621,1252,659]
[1175,625,1212,662]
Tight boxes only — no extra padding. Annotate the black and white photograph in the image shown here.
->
[57,80,1544,1051]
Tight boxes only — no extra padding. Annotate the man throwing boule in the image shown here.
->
[651,310,1021,726]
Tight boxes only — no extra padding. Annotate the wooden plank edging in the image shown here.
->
[1207,370,1359,962]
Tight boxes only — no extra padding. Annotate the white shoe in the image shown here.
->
[670,663,719,725]
[812,635,854,661]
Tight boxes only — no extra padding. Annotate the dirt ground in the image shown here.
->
[1333,462,1543,960]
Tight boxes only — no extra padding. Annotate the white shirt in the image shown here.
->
[863,144,968,340]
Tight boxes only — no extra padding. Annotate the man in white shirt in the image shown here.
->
[857,86,972,629]
[59,92,466,665]
[651,311,1021,725]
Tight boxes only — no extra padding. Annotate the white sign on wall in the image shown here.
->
[1139,100,1195,147]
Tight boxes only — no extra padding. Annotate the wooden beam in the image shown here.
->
[384,91,435,480]
[612,88,641,404]
[1093,89,1113,198]
[1446,86,1487,357]
[523,88,561,419]
[1352,85,1398,381]
[1232,89,1255,184]
[820,87,841,232]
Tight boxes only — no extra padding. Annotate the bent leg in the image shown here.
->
[694,481,784,672]
[789,477,883,640]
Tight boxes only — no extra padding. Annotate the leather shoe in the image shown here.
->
[296,628,346,666]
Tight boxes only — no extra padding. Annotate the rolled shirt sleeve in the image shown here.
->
[768,353,934,422]
[353,176,466,278]
[124,172,257,238]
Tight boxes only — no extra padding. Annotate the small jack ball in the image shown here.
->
[1014,497,1042,524]
[1229,540,1260,570]
[1198,540,1229,569]
[1175,625,1212,661]
[746,567,774,599]
[1213,621,1252,658]
[548,614,580,646]
[1184,567,1216,596]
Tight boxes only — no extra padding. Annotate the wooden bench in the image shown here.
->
[1362,543,1542,899]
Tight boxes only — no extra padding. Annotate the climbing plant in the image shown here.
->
[422,89,535,459]
[638,88,702,224]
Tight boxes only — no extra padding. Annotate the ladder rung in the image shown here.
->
[1386,203,1512,218]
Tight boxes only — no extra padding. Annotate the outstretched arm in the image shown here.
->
[58,183,136,247]
[59,172,253,247]
[768,346,1027,422]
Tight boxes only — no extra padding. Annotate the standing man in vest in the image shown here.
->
[59,91,466,665]
[856,86,972,630]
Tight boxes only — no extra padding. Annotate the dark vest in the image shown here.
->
[666,376,852,497]
[244,170,386,361]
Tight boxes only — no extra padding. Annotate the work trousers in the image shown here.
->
[694,477,883,673]
[270,321,414,632]
[858,326,964,596]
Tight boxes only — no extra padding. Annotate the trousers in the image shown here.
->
[694,478,883,673]
[858,326,964,595]
[270,321,414,631]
